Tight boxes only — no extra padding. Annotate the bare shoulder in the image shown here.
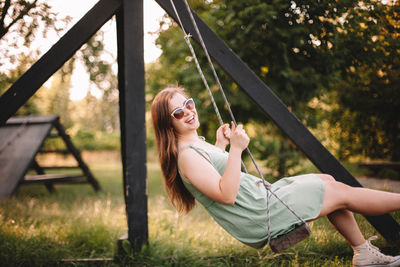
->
[178,147,209,169]
[178,147,214,182]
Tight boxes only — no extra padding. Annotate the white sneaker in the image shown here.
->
[353,236,400,267]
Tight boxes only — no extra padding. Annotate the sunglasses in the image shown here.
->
[170,98,195,120]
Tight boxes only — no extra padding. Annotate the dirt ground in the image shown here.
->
[357,176,400,193]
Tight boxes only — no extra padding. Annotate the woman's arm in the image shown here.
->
[179,123,249,205]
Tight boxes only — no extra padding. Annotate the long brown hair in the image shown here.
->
[151,87,195,213]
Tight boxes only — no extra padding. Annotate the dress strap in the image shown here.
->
[187,144,212,163]
[177,144,212,185]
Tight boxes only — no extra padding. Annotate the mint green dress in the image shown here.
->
[179,144,325,247]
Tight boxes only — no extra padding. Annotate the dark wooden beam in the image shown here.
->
[54,119,100,191]
[0,0,122,126]
[155,0,400,241]
[116,0,148,250]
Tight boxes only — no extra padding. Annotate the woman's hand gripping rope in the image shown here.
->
[216,122,249,152]
[229,122,250,152]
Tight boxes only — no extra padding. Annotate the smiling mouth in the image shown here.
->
[186,115,195,123]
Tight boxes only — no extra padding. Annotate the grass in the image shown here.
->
[0,150,399,266]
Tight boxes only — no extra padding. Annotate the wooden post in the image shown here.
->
[54,119,101,191]
[116,0,148,250]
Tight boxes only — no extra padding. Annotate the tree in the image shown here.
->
[327,2,400,161]
[0,0,70,74]
[0,0,71,117]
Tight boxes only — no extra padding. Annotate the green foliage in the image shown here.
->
[326,2,400,161]
[71,129,120,151]
[38,60,75,128]
[377,168,400,181]
[251,132,302,180]
[210,0,335,110]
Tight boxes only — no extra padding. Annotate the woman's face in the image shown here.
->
[169,93,200,135]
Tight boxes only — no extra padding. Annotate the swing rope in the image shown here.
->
[169,0,308,247]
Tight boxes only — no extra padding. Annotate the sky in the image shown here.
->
[42,0,166,100]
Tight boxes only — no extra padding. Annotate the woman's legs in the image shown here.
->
[315,174,400,246]
[317,174,400,217]
[327,209,365,246]
[312,174,400,265]
[315,174,365,246]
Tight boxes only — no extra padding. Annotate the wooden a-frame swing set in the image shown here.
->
[0,0,399,252]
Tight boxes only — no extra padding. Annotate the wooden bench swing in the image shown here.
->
[0,115,100,199]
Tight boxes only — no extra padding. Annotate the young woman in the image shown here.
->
[151,86,400,267]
